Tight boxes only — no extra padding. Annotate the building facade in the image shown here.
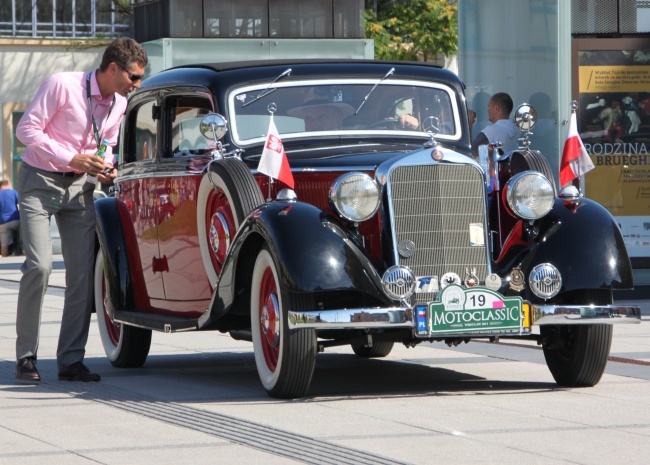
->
[0,0,371,185]
[458,0,650,286]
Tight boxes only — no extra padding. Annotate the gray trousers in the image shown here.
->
[15,163,96,370]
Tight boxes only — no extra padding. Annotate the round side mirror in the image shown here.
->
[513,104,537,131]
[200,113,228,140]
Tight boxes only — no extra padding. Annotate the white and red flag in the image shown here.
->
[258,116,294,189]
[559,111,595,188]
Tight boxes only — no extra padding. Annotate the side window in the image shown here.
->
[166,95,214,158]
[134,101,158,162]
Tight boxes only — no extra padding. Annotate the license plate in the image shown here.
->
[414,284,528,337]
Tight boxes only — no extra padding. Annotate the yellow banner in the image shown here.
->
[579,66,650,93]
[585,160,650,216]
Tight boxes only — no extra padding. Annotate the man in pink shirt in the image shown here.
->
[14,38,148,383]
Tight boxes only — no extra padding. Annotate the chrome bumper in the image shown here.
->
[288,303,642,331]
[288,308,412,330]
[532,304,641,325]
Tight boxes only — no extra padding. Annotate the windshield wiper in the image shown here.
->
[354,67,395,115]
[242,68,292,108]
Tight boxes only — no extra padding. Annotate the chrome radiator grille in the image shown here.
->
[388,163,489,304]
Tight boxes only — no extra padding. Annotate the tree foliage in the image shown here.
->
[365,0,458,62]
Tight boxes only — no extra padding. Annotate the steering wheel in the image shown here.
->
[366,118,401,130]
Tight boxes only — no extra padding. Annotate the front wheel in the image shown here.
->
[94,249,152,368]
[541,324,612,387]
[250,246,316,399]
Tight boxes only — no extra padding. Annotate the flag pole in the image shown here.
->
[571,100,580,190]
[267,106,276,202]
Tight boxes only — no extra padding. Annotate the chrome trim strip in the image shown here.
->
[288,308,413,330]
[532,304,641,325]
[114,172,158,183]
[116,170,204,183]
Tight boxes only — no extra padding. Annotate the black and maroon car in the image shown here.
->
[94,60,639,399]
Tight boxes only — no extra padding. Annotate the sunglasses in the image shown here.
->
[115,62,144,82]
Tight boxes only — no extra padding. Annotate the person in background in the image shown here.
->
[0,179,20,257]
[14,38,148,383]
[467,108,476,137]
[470,91,491,140]
[471,92,518,155]
[471,92,518,192]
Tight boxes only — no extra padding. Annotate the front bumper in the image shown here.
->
[531,304,641,325]
[288,303,641,331]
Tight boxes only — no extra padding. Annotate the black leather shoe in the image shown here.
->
[15,357,41,382]
[58,362,101,382]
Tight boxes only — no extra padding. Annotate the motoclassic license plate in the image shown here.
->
[415,284,527,336]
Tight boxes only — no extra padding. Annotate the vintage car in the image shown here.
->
[94,60,640,399]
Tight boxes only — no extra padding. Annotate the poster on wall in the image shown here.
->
[578,50,650,262]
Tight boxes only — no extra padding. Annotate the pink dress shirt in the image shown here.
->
[16,70,126,172]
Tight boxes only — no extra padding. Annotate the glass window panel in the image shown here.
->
[459,0,561,173]
[230,81,458,144]
[167,95,214,158]
[333,0,363,38]
[133,101,157,162]
[203,1,267,37]
[170,0,203,37]
[270,0,331,38]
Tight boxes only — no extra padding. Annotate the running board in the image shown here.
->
[112,310,199,333]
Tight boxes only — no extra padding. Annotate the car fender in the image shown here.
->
[94,197,143,316]
[495,197,633,297]
[210,201,391,320]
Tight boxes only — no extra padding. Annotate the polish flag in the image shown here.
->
[559,111,595,188]
[258,117,294,189]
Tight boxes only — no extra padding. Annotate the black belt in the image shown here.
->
[43,170,84,178]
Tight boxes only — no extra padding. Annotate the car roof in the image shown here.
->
[144,60,465,91]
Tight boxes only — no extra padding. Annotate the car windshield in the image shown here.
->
[229,79,460,146]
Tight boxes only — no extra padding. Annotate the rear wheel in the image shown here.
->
[94,249,152,368]
[198,158,264,284]
[352,340,394,358]
[250,246,317,399]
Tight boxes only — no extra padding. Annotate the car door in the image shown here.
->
[155,91,215,314]
[117,93,166,305]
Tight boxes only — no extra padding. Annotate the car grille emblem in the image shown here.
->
[509,267,525,292]
[440,272,461,288]
[484,273,503,291]
[463,267,479,287]
[397,239,417,258]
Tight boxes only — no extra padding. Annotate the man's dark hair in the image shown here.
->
[100,38,148,71]
[491,92,514,116]
[0,179,9,188]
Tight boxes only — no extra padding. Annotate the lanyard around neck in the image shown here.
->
[86,71,116,147]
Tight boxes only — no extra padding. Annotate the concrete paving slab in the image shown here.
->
[1,255,650,465]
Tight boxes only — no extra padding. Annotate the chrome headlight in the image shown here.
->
[329,172,381,222]
[505,172,554,220]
